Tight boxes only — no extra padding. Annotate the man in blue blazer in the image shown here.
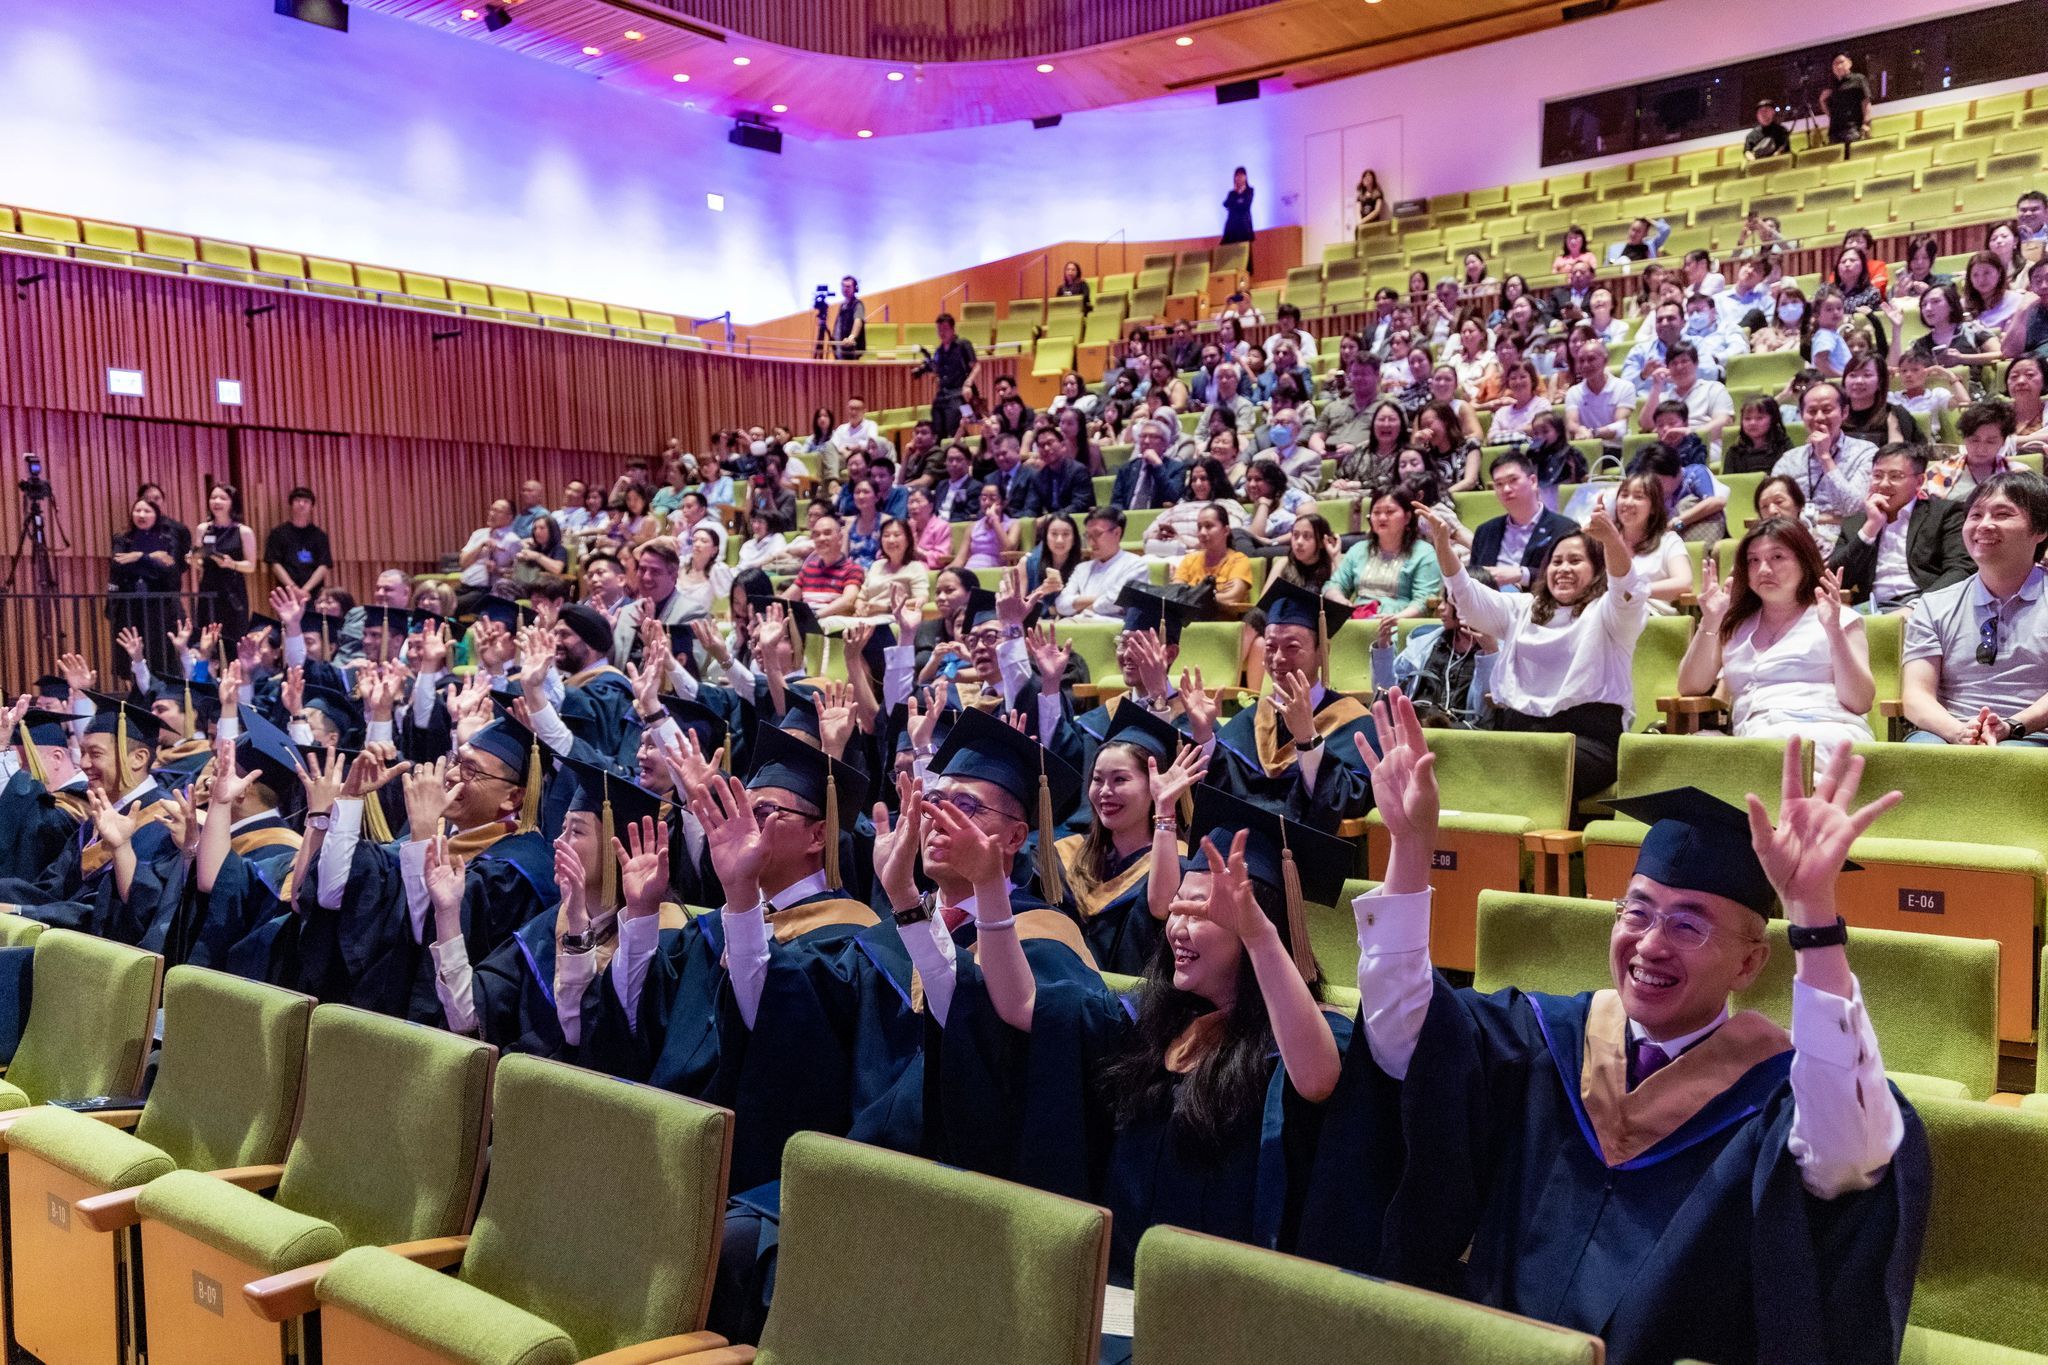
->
[1108,417,1188,513]
[1467,450,1583,590]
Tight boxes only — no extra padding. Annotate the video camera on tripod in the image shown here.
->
[18,451,50,503]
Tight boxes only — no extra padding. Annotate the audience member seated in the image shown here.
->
[1605,215,1671,265]
[1370,594,1495,726]
[1639,407,1729,543]
[1143,458,1243,561]
[911,567,983,684]
[1485,362,1552,446]
[1773,382,1876,555]
[843,477,886,565]
[793,511,868,625]
[1263,406,1322,492]
[1425,365,1487,444]
[1925,400,2016,501]
[928,444,983,521]
[456,498,522,614]
[1411,400,1483,494]
[1840,353,1921,448]
[1028,428,1096,518]
[1754,473,1807,526]
[1902,470,2048,745]
[1565,340,1637,450]
[1329,483,1443,619]
[737,509,791,574]
[1200,363,1259,442]
[1620,301,1688,387]
[1328,398,1407,502]
[2006,354,2048,456]
[1607,472,1691,611]
[1523,411,1587,508]
[1428,500,1644,800]
[839,518,929,630]
[1242,459,1316,556]
[1743,97,1792,160]
[1024,513,1084,610]
[951,484,1018,570]
[982,433,1032,516]
[670,528,733,621]
[1724,396,1794,476]
[1172,505,1255,610]
[1110,417,1188,512]
[1469,450,1579,591]
[1055,508,1146,621]
[1551,225,1597,276]
[1828,443,1971,613]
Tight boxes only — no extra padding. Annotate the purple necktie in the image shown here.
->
[1632,1039,1672,1089]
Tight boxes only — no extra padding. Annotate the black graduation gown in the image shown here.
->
[1322,980,1929,1365]
[1055,839,1161,976]
[1212,694,1376,831]
[930,967,1351,1285]
[0,773,86,886]
[457,908,608,1059]
[559,670,636,753]
[176,821,301,973]
[13,809,181,941]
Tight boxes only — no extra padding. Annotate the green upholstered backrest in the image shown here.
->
[1051,622,1120,687]
[1473,893,2001,1098]
[757,1132,1109,1365]
[1420,729,1575,831]
[0,913,45,947]
[1863,611,1904,730]
[1852,742,2048,865]
[460,1056,733,1357]
[276,1006,493,1251]
[1630,615,1694,732]
[1911,1098,2048,1355]
[1175,622,1242,694]
[1592,733,1799,836]
[7,930,159,1105]
[1132,1226,1601,1363]
[2039,944,2048,1095]
[135,967,312,1172]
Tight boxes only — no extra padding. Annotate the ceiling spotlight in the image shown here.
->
[672,72,690,82]
[582,45,601,55]
[856,129,873,138]
[733,55,750,66]
[1175,35,1193,45]
[771,103,788,112]
[887,71,904,81]
[1036,63,1054,73]
[623,29,644,40]
[482,4,511,31]
[459,7,480,18]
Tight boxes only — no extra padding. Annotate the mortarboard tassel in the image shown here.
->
[1316,596,1330,690]
[1279,824,1315,985]
[518,739,543,833]
[18,719,48,788]
[116,710,134,797]
[600,776,618,911]
[182,679,195,739]
[364,785,394,843]
[822,770,841,889]
[1036,749,1065,905]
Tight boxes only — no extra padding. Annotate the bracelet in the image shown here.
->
[1153,816,1178,831]
[974,914,1017,933]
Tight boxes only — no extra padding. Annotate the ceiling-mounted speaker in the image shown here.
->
[275,0,348,32]
[729,120,783,154]
[483,4,511,30]
[1216,78,1260,105]
[1560,0,1618,19]
[1032,114,1063,129]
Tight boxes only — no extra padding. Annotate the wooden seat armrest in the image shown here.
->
[1877,699,1905,717]
[1071,683,1126,700]
[75,1185,150,1234]
[207,1163,289,1192]
[3,1106,150,1148]
[1522,829,1584,855]
[1656,695,1725,715]
[580,1334,744,1364]
[1336,816,1371,839]
[243,1236,471,1322]
[1986,1092,2025,1108]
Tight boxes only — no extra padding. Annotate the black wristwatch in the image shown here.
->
[892,892,937,927]
[1786,916,1849,951]
[1294,733,1324,752]
[2007,717,2030,742]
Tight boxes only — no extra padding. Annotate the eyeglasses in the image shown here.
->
[1612,898,1756,953]
[965,628,1003,648]
[452,758,513,787]
[927,788,1026,827]
[751,800,822,825]
[1977,614,2000,668]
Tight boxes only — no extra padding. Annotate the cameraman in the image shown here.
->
[917,312,980,441]
[833,275,867,360]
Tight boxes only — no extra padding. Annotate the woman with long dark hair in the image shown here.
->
[913,567,982,684]
[1355,169,1386,227]
[190,482,256,648]
[1143,458,1245,561]
[109,494,184,677]
[1222,167,1256,264]
[1839,352,1920,448]
[1025,513,1085,611]
[1056,259,1092,312]
[1610,471,1691,610]
[1330,483,1441,619]
[1724,397,1793,476]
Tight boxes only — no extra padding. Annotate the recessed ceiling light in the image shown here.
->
[887,71,904,81]
[771,103,788,113]
[672,73,690,82]
[623,29,644,40]
[733,55,750,66]
[582,45,601,55]
[706,193,725,211]
[856,129,873,138]
[459,7,480,18]
[1175,35,1193,45]
[1036,63,1054,73]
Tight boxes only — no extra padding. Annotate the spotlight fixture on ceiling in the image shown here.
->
[856,129,873,137]
[1035,63,1054,73]
[672,72,690,82]
[771,103,788,112]
[1175,35,1193,45]
[459,7,480,18]
[623,29,644,40]
[582,45,600,55]
[733,55,750,66]
[887,71,904,81]
[482,4,511,31]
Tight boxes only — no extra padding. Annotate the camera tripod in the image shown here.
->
[5,453,72,672]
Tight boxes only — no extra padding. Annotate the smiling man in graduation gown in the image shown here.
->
[1210,579,1375,831]
[0,705,92,887]
[1334,696,1929,1365]
[180,713,306,971]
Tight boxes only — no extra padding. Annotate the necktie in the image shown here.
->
[1132,467,1151,511]
[1632,1038,1671,1090]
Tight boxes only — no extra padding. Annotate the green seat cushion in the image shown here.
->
[1365,811,1536,839]
[8,1108,175,1190]
[317,1246,575,1365]
[2020,1093,2048,1115]
[1887,1072,1970,1103]
[1846,836,2047,881]
[1903,1325,2048,1364]
[136,1169,344,1275]
[1580,818,1646,851]
[0,1080,27,1112]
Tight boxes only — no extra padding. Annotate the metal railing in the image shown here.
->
[0,592,219,698]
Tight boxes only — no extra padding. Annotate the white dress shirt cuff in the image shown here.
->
[903,914,960,1026]
[398,837,434,942]
[723,902,772,1030]
[429,935,478,1034]
[611,912,661,1030]
[1353,886,1436,1081]
[526,702,576,758]
[219,713,241,743]
[317,798,364,908]
[411,670,442,726]
[555,944,596,1047]
[883,644,916,712]
[366,719,395,744]
[996,636,1031,706]
[1037,692,1063,745]
[282,633,307,669]
[665,659,699,700]
[130,660,153,692]
[1788,974,1904,1199]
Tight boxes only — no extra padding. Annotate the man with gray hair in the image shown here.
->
[1201,362,1258,442]
[1109,416,1188,512]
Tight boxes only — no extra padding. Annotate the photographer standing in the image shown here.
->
[920,312,979,440]
[833,275,866,359]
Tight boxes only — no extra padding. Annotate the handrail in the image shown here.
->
[1092,229,1127,283]
[938,281,971,312]
[1014,252,1050,304]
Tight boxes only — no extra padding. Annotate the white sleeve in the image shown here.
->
[130,659,153,693]
[397,838,434,942]
[541,668,565,709]
[282,632,307,669]
[365,719,395,745]
[995,637,1032,708]
[1787,975,1904,1199]
[525,702,576,758]
[411,670,442,727]
[610,912,661,1029]
[883,643,917,713]
[317,798,365,909]
[722,901,772,1029]
[429,936,478,1034]
[238,682,256,708]
[555,947,596,1047]
[664,658,699,700]
[219,711,241,742]
[1037,691,1064,745]
[1352,886,1437,1080]
[678,805,706,869]
[724,656,757,698]
[902,914,960,1025]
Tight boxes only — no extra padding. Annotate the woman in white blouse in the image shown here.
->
[1607,473,1691,612]
[1422,501,1645,801]
[1674,516,1872,770]
[831,516,929,631]
[1484,362,1554,446]
[1445,315,1500,400]
[672,527,735,620]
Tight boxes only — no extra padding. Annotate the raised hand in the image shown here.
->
[515,626,554,693]
[57,652,96,695]
[615,816,670,918]
[1814,567,1848,636]
[553,834,588,933]
[872,771,926,906]
[165,787,203,858]
[1124,628,1170,699]
[1025,623,1071,693]
[907,686,944,754]
[1744,738,1898,923]
[1697,556,1732,633]
[116,627,146,663]
[690,773,772,905]
[0,695,30,744]
[1356,689,1439,849]
[625,658,662,719]
[754,603,789,666]
[422,835,468,928]
[1374,613,1401,650]
[690,617,732,669]
[416,622,452,675]
[168,616,194,653]
[197,623,222,665]
[403,757,454,836]
[236,626,268,671]
[474,619,515,673]
[281,665,306,719]
[268,584,305,632]
[891,581,920,639]
[207,735,258,810]
[816,679,855,759]
[997,564,1030,627]
[1177,830,1272,945]
[1147,743,1209,813]
[927,790,1009,889]
[88,787,140,850]
[1179,667,1219,744]
[304,743,345,816]
[448,673,492,743]
[1584,506,1630,565]
[1271,669,1318,747]
[346,745,412,798]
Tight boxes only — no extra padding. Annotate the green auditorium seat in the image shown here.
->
[1725,350,1804,402]
[191,239,256,283]
[5,969,311,1365]
[1052,620,1120,686]
[1578,734,1799,899]
[305,256,360,298]
[1132,1226,1602,1364]
[0,913,44,948]
[254,247,305,280]
[286,1055,735,1365]
[0,929,160,1114]
[17,210,82,245]
[1357,730,1577,973]
[1629,614,1693,738]
[1472,891,1998,1100]
[114,1005,494,1365]
[75,220,141,265]
[1905,1099,2048,1361]
[994,317,1038,348]
[1033,337,1076,379]
[356,263,404,296]
[1839,742,2048,1044]
[745,1132,1109,1365]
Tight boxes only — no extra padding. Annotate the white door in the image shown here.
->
[1303,116,1403,260]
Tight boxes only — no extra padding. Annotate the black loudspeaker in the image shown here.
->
[483,4,511,31]
[274,0,348,32]
[1560,0,1618,19]
[729,123,784,154]
[1216,78,1261,105]
[1032,114,1063,129]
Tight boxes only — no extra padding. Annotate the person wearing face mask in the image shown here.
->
[1262,407,1321,492]
[1751,288,1809,355]
[1677,292,1746,378]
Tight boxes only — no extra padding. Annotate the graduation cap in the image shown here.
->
[1604,786,1826,919]
[359,605,416,636]
[84,696,163,794]
[962,588,1001,632]
[244,613,284,646]
[856,624,895,681]
[1098,702,1185,766]
[32,675,70,702]
[474,597,538,633]
[657,694,728,761]
[1256,578,1349,685]
[234,707,308,811]
[300,683,364,745]
[746,721,869,889]
[560,754,669,910]
[1118,581,1193,645]
[469,715,547,832]
[776,686,822,742]
[150,682,218,738]
[302,611,347,649]
[1187,784,1353,983]
[10,708,74,786]
[929,706,1083,902]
